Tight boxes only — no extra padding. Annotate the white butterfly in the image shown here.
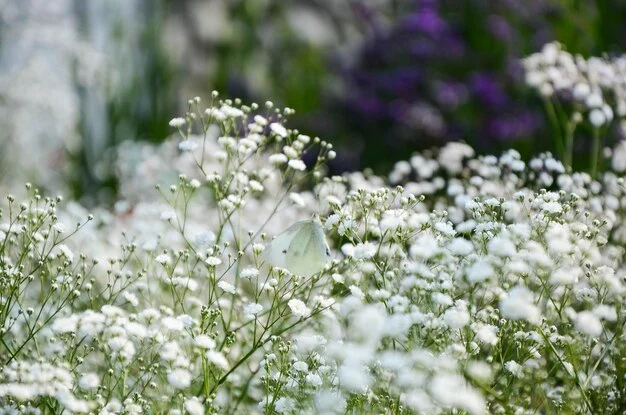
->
[264,217,331,277]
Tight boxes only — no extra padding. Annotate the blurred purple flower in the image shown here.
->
[471,73,507,109]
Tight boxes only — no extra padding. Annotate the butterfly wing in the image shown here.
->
[264,220,308,270]
[285,220,331,277]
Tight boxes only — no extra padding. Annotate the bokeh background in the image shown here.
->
[1,0,625,203]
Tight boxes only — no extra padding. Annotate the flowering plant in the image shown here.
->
[523,42,626,175]
[2,93,626,414]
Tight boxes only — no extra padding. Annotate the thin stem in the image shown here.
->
[590,127,601,178]
[543,98,565,160]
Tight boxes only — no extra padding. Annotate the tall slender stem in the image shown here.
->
[590,127,601,178]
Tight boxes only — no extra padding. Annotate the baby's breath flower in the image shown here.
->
[244,302,263,318]
[155,254,171,265]
[184,397,205,415]
[206,350,229,370]
[217,280,236,294]
[352,242,377,260]
[270,122,288,138]
[288,299,310,318]
[169,117,186,128]
[194,335,216,350]
[178,140,198,152]
[241,268,260,279]
[167,369,191,389]
[269,153,288,165]
[287,159,306,171]
[205,256,222,266]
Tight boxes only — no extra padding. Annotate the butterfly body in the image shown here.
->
[265,218,331,277]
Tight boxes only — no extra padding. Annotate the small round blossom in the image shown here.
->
[167,369,191,389]
[270,122,288,137]
[589,108,606,127]
[169,117,186,128]
[288,299,310,318]
[241,268,260,279]
[352,242,377,259]
[184,397,205,415]
[205,256,222,266]
[293,361,309,372]
[499,286,541,324]
[504,361,523,378]
[78,373,100,390]
[194,335,216,349]
[244,303,263,318]
[155,254,171,265]
[287,159,306,171]
[206,351,230,370]
[269,154,288,165]
[574,311,603,337]
[217,280,236,294]
[274,397,296,414]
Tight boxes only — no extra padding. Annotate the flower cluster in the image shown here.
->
[3,95,626,414]
[523,42,626,126]
[523,41,626,172]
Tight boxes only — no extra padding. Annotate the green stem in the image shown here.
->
[590,128,601,178]
[564,121,575,172]
[543,98,565,160]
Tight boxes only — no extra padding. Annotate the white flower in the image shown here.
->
[289,192,305,206]
[573,83,591,100]
[241,268,259,279]
[169,117,186,128]
[123,291,139,307]
[270,122,288,137]
[550,268,580,285]
[269,153,288,165]
[443,302,470,329]
[194,335,216,349]
[306,373,323,387]
[611,141,626,172]
[293,361,309,372]
[288,299,310,318]
[217,280,236,294]
[575,311,603,337]
[447,238,474,255]
[466,361,493,383]
[466,260,494,283]
[78,373,100,390]
[184,397,205,415]
[178,140,198,151]
[314,390,347,414]
[349,285,365,300]
[487,236,516,257]
[167,369,191,389]
[499,286,541,324]
[593,305,617,322]
[220,105,244,118]
[205,256,222,266]
[352,242,377,259]
[429,373,485,415]
[288,159,306,171]
[58,244,74,262]
[475,325,499,346]
[206,350,229,370]
[504,360,523,378]
[589,108,606,127]
[274,397,296,414]
[244,303,263,318]
[155,254,171,265]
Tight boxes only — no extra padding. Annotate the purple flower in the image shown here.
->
[470,73,507,109]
